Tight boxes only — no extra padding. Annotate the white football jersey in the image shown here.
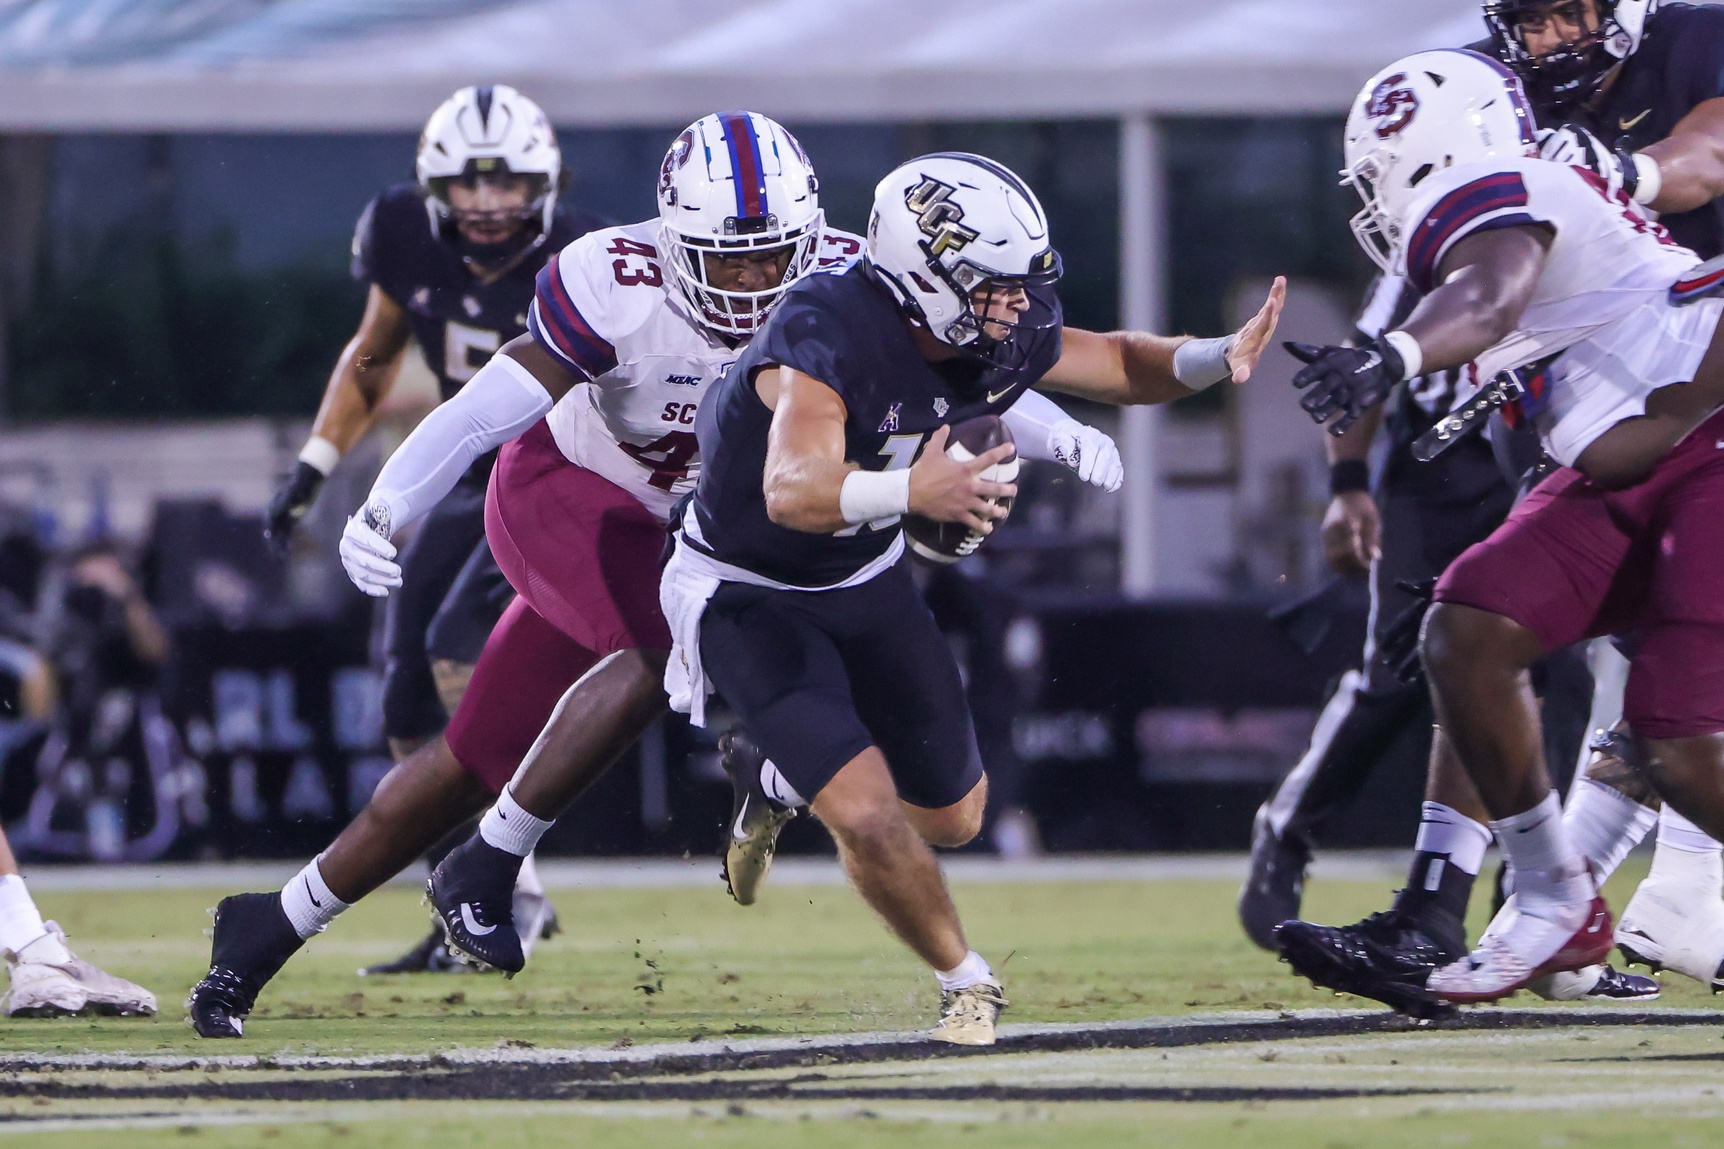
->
[529,220,865,519]
[1399,156,1724,466]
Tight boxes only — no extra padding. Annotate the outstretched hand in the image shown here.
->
[1224,276,1288,383]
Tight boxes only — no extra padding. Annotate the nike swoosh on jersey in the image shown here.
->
[459,904,497,937]
[986,381,1023,404]
[1619,108,1652,131]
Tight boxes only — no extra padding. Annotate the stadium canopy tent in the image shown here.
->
[0,0,1485,592]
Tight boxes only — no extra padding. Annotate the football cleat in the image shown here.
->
[1427,896,1613,1004]
[187,893,305,1038]
[358,922,468,977]
[931,980,1008,1046]
[4,922,157,1018]
[1614,873,1724,990]
[1238,810,1311,952]
[428,835,526,974]
[720,730,796,906]
[1273,911,1456,1019]
[1528,963,1660,1002]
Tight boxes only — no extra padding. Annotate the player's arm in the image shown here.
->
[1039,277,1285,405]
[337,336,580,596]
[1293,227,1551,434]
[759,367,1015,535]
[1322,404,1383,576]
[1640,98,1724,215]
[999,389,1123,492]
[263,285,411,551]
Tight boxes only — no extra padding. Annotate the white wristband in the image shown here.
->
[1171,335,1234,391]
[839,468,912,525]
[1631,152,1662,206]
[298,435,341,476]
[1381,329,1423,381]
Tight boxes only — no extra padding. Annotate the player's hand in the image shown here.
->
[339,508,401,597]
[1379,577,1439,686]
[1537,125,1627,197]
[1048,419,1124,492]
[908,424,1017,534]
[1287,338,1407,435]
[1321,490,1380,577]
[1223,276,1288,383]
[264,462,326,557]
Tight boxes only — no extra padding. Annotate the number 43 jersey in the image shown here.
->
[530,219,865,521]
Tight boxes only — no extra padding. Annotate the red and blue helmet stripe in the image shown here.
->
[718,111,769,221]
[1428,48,1539,149]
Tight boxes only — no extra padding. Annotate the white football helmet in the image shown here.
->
[866,153,1062,369]
[1343,50,1539,272]
[1486,0,1656,110]
[416,84,562,250]
[656,111,824,336]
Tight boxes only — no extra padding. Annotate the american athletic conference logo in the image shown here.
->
[1368,73,1419,139]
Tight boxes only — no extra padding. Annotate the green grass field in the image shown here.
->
[3,856,1721,1147]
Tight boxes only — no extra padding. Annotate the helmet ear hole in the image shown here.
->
[910,271,939,294]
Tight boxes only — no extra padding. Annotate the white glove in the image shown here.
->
[339,510,401,597]
[1536,125,1626,197]
[1048,418,1124,493]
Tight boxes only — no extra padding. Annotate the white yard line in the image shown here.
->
[17,850,1417,893]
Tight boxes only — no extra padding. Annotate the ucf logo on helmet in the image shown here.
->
[1368,73,1419,139]
[905,177,981,257]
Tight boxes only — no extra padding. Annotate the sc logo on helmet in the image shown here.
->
[1368,73,1419,139]
[905,177,981,257]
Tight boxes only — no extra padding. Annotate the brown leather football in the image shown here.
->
[904,415,1019,564]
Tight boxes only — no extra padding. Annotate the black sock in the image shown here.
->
[1389,852,1475,953]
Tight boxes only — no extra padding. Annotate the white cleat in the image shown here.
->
[930,980,1008,1046]
[4,922,157,1018]
[1427,896,1612,1004]
[1615,875,1724,989]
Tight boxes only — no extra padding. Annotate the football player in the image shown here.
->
[187,113,1124,1036]
[649,152,1282,1044]
[1285,49,1724,1003]
[261,85,602,974]
[1274,0,1724,1013]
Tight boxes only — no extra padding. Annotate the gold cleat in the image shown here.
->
[930,980,1007,1046]
[719,731,796,906]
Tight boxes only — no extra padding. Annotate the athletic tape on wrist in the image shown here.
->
[1380,330,1423,381]
[839,468,912,525]
[1631,152,1662,206]
[298,436,341,476]
[1172,335,1234,391]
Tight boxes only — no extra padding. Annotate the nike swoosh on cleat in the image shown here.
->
[459,904,497,937]
[732,804,752,842]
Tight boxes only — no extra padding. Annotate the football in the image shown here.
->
[904,414,1019,564]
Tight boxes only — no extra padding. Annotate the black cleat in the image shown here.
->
[1238,811,1311,951]
[357,923,468,976]
[1581,964,1661,1001]
[187,893,305,1039]
[428,836,526,974]
[1274,910,1458,1020]
[719,729,796,906]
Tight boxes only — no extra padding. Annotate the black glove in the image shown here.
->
[264,461,326,556]
[1286,338,1406,435]
[1377,576,1438,686]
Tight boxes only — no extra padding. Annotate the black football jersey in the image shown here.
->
[690,263,1062,588]
[1518,3,1724,259]
[351,183,605,401]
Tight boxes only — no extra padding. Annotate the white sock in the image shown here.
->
[479,786,553,858]
[515,852,544,897]
[1414,802,1492,875]
[1564,779,1658,882]
[0,875,67,962]
[760,759,806,808]
[936,949,994,992]
[1655,807,1721,855]
[279,858,351,941]
[1493,791,1593,917]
